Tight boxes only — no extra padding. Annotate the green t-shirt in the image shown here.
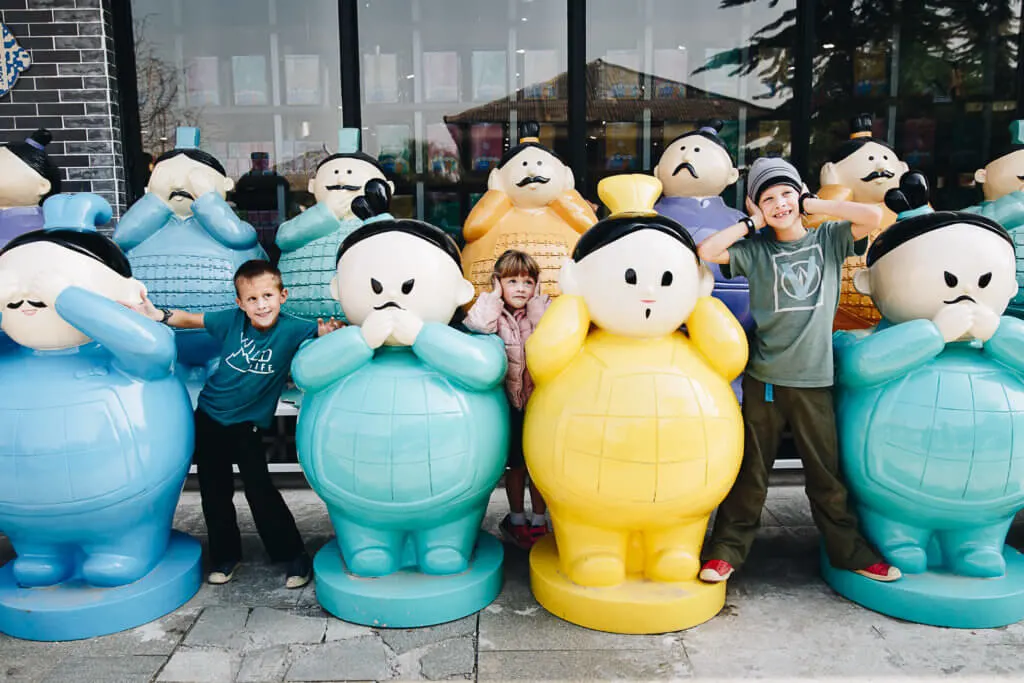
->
[722,220,865,388]
[198,308,317,428]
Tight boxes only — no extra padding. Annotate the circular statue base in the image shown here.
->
[529,535,725,634]
[821,544,1024,628]
[0,531,202,641]
[314,534,503,628]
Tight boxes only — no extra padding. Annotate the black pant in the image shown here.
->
[194,408,304,565]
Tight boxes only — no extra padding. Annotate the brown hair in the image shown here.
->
[233,259,283,294]
[493,249,540,281]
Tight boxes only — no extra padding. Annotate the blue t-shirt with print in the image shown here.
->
[198,308,317,428]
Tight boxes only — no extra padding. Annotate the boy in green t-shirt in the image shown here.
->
[130,260,341,588]
[695,157,902,585]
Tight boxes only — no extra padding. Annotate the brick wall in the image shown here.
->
[0,0,126,221]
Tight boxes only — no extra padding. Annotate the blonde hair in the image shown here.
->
[493,249,540,281]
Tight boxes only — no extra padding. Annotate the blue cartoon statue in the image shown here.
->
[292,180,508,627]
[824,171,1024,628]
[0,129,61,248]
[965,120,1024,320]
[0,193,200,641]
[113,127,267,396]
[276,129,392,322]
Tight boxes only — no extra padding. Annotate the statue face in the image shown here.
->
[147,154,233,218]
[858,223,1017,326]
[492,146,573,209]
[977,149,1024,201]
[561,230,712,338]
[310,157,388,220]
[0,148,49,209]
[654,137,739,199]
[826,141,907,204]
[0,242,144,350]
[334,230,473,345]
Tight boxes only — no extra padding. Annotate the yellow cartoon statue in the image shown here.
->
[806,114,909,330]
[461,121,597,301]
[524,174,748,634]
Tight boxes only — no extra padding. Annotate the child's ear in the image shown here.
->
[559,258,580,295]
[279,287,288,304]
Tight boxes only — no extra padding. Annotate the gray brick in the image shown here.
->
[41,655,167,683]
[237,646,290,683]
[38,102,84,115]
[54,35,101,50]
[0,103,38,116]
[84,102,107,115]
[29,20,77,36]
[16,116,62,129]
[63,114,110,128]
[82,75,109,89]
[86,127,113,140]
[0,1,29,11]
[77,20,103,35]
[10,88,57,102]
[88,154,115,167]
[52,8,100,22]
[22,63,57,76]
[420,637,476,680]
[2,9,53,22]
[59,89,108,102]
[66,140,113,154]
[33,76,83,90]
[78,49,104,62]
[58,62,106,76]
[30,49,80,63]
[75,0,102,6]
[67,166,113,180]
[91,179,115,191]
[158,649,241,683]
[286,637,391,682]
[31,0,78,7]
[18,36,54,49]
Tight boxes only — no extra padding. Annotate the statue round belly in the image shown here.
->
[462,223,581,300]
[278,231,347,321]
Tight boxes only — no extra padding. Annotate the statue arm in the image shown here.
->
[983,316,1024,373]
[54,286,176,381]
[966,191,1024,229]
[550,191,599,234]
[275,202,342,251]
[191,192,260,250]
[412,323,507,391]
[112,193,172,250]
[291,325,373,393]
[524,294,589,385]
[462,190,512,242]
[686,296,748,382]
[834,321,944,388]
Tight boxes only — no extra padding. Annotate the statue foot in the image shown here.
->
[884,544,928,574]
[81,553,150,587]
[646,549,699,583]
[953,548,1006,578]
[12,555,73,588]
[421,546,469,575]
[347,547,398,577]
[567,553,625,588]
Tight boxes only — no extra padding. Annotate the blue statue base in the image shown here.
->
[821,544,1024,628]
[313,533,503,628]
[0,532,202,641]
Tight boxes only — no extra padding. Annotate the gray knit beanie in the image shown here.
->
[747,157,802,204]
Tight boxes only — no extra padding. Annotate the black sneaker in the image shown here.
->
[207,560,239,585]
[285,552,312,589]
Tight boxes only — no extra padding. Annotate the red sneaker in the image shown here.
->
[699,559,735,583]
[855,563,902,582]
[527,523,549,545]
[499,515,533,550]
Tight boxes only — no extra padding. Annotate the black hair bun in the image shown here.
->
[29,128,52,148]
[884,171,930,214]
[520,120,541,139]
[849,113,874,136]
[351,177,392,220]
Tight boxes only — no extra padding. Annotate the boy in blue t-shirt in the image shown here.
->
[130,260,341,588]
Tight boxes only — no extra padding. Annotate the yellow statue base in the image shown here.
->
[529,535,726,634]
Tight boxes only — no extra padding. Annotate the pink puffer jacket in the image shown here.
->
[464,290,550,409]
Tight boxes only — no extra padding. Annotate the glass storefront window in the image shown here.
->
[129,0,343,257]
[585,0,797,204]
[808,0,1022,209]
[357,0,569,239]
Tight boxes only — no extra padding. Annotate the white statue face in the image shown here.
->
[825,141,908,204]
[491,146,574,209]
[147,153,233,218]
[653,136,739,199]
[309,157,389,220]
[976,148,1024,202]
[333,230,474,344]
[560,229,713,338]
[856,223,1018,326]
[0,242,145,350]
[0,147,50,209]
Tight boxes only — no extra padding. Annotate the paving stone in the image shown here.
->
[183,606,250,649]
[477,649,691,681]
[238,645,290,683]
[324,619,374,641]
[63,605,201,657]
[419,636,475,680]
[41,655,166,683]
[378,615,476,655]
[158,648,241,682]
[244,607,327,651]
[286,636,391,681]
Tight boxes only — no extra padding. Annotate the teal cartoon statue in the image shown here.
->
[291,179,508,628]
[276,129,392,322]
[964,120,1024,319]
[824,171,1024,628]
[113,127,266,397]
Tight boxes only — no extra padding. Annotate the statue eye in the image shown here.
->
[347,169,352,174]
[625,268,637,285]
[694,147,701,153]
[868,156,875,161]
[944,271,958,288]
[401,279,415,295]
[661,271,673,286]
[522,161,528,166]
[979,272,992,288]
[371,278,383,294]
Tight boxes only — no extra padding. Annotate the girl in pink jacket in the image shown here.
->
[464,249,551,549]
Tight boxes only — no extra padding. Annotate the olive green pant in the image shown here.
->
[707,375,882,571]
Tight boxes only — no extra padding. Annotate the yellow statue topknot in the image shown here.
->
[598,174,663,218]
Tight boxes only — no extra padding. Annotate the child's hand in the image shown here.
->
[361,309,394,349]
[317,316,344,336]
[490,276,503,296]
[119,289,162,321]
[744,196,767,229]
[390,309,424,346]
